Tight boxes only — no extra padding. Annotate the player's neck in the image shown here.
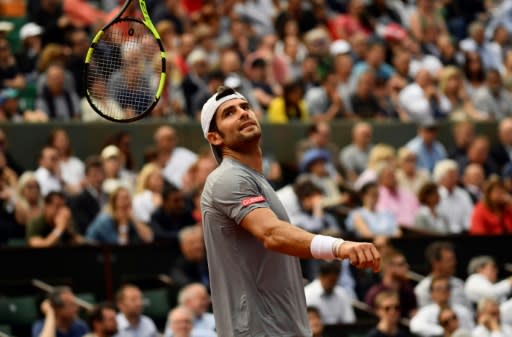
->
[224,146,263,173]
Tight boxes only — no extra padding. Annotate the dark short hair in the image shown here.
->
[115,284,139,303]
[88,303,116,327]
[162,183,181,200]
[44,191,66,205]
[429,275,450,292]
[251,58,267,69]
[307,306,321,316]
[85,155,103,175]
[318,261,341,276]
[425,241,454,267]
[48,286,72,309]
[294,179,323,201]
[360,182,378,197]
[417,182,439,205]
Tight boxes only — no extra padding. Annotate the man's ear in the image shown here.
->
[207,132,223,146]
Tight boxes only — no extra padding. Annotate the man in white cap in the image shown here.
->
[200,86,381,337]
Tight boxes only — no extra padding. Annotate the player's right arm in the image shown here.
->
[240,207,381,271]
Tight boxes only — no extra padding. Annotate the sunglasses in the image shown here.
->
[440,314,457,326]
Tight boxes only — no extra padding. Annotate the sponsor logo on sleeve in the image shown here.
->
[241,195,266,207]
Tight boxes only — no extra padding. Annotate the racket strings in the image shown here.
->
[87,19,161,120]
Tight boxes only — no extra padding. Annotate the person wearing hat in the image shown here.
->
[15,22,43,77]
[200,85,381,337]
[0,88,23,122]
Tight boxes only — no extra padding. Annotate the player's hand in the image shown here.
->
[336,241,381,272]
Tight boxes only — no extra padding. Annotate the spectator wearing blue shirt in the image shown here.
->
[116,284,158,337]
[32,287,89,337]
[406,122,448,173]
[350,40,395,90]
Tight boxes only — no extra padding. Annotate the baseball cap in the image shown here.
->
[330,40,351,56]
[0,21,14,33]
[200,87,246,163]
[0,88,18,105]
[101,145,121,160]
[19,22,43,40]
[299,148,331,173]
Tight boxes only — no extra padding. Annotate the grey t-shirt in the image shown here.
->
[201,157,311,337]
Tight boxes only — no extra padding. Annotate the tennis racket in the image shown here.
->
[84,0,166,123]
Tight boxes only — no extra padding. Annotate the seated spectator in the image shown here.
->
[305,73,345,122]
[438,66,486,121]
[464,256,512,305]
[154,126,197,189]
[292,178,340,234]
[339,122,374,183]
[169,226,209,288]
[172,284,216,337]
[376,163,420,228]
[299,148,346,208]
[150,184,195,243]
[0,88,24,122]
[449,121,475,163]
[462,163,485,204]
[14,172,43,229]
[470,178,512,235]
[396,147,430,196]
[48,128,84,195]
[457,136,498,178]
[181,151,217,195]
[84,303,118,337]
[104,131,135,174]
[101,145,134,194]
[351,40,395,88]
[434,160,473,234]
[350,70,384,119]
[367,291,409,337]
[116,284,157,337]
[502,298,512,326]
[267,81,308,123]
[304,261,356,325]
[346,182,399,238]
[328,0,372,40]
[414,242,469,309]
[366,250,417,318]
[86,187,153,245]
[460,22,500,71]
[307,306,326,337]
[163,306,195,337]
[414,182,451,234]
[36,63,81,120]
[473,298,512,337]
[133,163,164,224]
[408,0,447,45]
[405,121,448,174]
[32,287,88,337]
[27,191,84,248]
[182,48,209,118]
[473,69,512,120]
[410,276,474,337]
[438,307,472,337]
[463,52,486,97]
[80,77,123,122]
[399,69,446,123]
[356,143,396,190]
[69,156,106,235]
[296,122,339,172]
[491,117,512,172]
[35,146,63,196]
[246,57,275,112]
[0,38,25,91]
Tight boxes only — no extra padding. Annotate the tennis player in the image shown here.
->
[200,86,381,337]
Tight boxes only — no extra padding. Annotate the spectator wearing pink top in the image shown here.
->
[376,163,420,227]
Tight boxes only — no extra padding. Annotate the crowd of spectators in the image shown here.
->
[2,0,512,336]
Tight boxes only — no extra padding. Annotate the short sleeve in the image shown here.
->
[211,172,270,225]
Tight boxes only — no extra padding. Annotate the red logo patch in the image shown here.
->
[241,196,266,207]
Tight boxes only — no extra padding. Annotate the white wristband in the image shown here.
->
[310,235,344,260]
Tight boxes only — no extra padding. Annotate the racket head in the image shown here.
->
[84,17,166,123]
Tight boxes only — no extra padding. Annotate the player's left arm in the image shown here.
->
[240,207,381,271]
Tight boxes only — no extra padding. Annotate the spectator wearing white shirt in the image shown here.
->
[411,276,475,337]
[133,163,164,224]
[169,284,216,337]
[34,146,63,197]
[434,160,474,234]
[501,299,512,326]
[115,284,157,337]
[438,307,472,337]
[464,256,512,305]
[304,262,356,325]
[48,128,84,195]
[415,241,469,309]
[472,298,512,337]
[339,122,374,183]
[154,126,197,189]
[399,69,446,123]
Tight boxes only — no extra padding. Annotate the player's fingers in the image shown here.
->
[362,246,374,269]
[349,250,359,266]
[355,247,366,268]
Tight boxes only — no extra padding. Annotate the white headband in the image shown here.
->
[200,91,246,139]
